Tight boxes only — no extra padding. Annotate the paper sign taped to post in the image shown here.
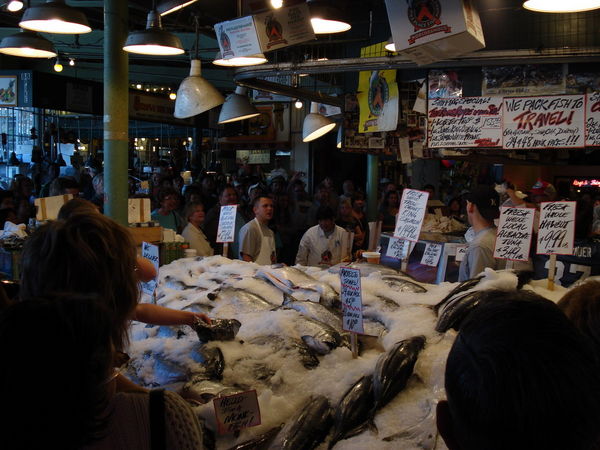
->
[394,189,429,242]
[216,205,238,243]
[536,201,576,255]
[340,267,364,334]
[421,242,443,267]
[213,389,261,435]
[494,206,535,261]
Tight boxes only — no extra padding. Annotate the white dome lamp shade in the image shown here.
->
[0,30,56,58]
[384,37,396,52]
[19,0,91,34]
[336,125,343,148]
[212,51,268,67]
[174,59,225,119]
[218,86,260,124]
[302,102,336,142]
[123,9,184,56]
[523,0,600,12]
[307,0,351,34]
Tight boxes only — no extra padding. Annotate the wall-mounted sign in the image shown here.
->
[358,69,399,132]
[235,149,270,165]
[572,179,600,187]
[0,76,17,106]
[129,92,193,125]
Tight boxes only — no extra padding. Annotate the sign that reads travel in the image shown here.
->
[421,242,443,267]
[340,267,364,334]
[254,3,314,53]
[216,205,238,243]
[215,16,262,60]
[536,201,577,255]
[427,96,503,148]
[394,189,430,242]
[213,390,261,435]
[585,91,600,146]
[503,95,585,149]
[494,207,535,261]
[141,242,159,295]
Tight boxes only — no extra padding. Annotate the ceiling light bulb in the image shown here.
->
[212,52,267,67]
[169,92,177,100]
[294,99,303,109]
[68,57,74,66]
[136,84,142,89]
[19,0,92,34]
[7,0,24,12]
[123,10,184,56]
[522,0,600,12]
[53,60,63,72]
[311,17,351,34]
[271,0,283,8]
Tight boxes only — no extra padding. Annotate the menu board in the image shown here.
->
[503,95,585,149]
[394,189,429,242]
[494,207,535,261]
[428,97,503,148]
[536,201,577,255]
[586,91,600,146]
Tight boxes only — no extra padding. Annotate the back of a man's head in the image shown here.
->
[441,290,600,450]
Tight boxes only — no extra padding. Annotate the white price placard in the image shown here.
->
[340,267,364,334]
[213,390,261,435]
[394,189,429,242]
[536,201,576,255]
[386,237,411,260]
[216,205,238,244]
[455,245,468,262]
[420,242,443,267]
[494,207,535,261]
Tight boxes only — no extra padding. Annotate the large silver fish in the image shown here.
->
[381,275,428,293]
[247,335,320,369]
[282,295,343,332]
[181,377,243,404]
[207,287,274,313]
[433,275,484,314]
[227,425,283,450]
[294,316,345,355]
[268,396,333,450]
[329,262,400,277]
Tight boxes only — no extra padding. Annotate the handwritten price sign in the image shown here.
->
[216,205,238,243]
[340,267,364,334]
[213,390,261,435]
[141,241,159,295]
[455,245,468,262]
[536,201,576,255]
[494,207,535,261]
[394,189,429,242]
[420,242,443,267]
[586,92,600,147]
[386,237,410,260]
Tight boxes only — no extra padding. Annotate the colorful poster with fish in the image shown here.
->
[0,76,17,106]
[213,389,261,435]
[536,201,576,255]
[217,205,238,243]
[494,207,535,261]
[502,95,585,149]
[427,96,503,148]
[358,69,399,132]
[394,189,429,242]
[340,267,364,334]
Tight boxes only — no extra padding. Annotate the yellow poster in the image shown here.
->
[358,69,399,133]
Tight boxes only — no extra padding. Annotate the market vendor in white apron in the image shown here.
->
[239,196,276,264]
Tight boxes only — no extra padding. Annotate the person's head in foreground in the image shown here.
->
[437,290,600,450]
[0,295,114,449]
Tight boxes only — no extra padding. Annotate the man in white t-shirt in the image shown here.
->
[296,206,349,267]
[238,196,276,265]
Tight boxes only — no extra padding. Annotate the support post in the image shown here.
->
[366,154,378,222]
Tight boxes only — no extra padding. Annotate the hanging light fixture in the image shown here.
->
[123,8,184,55]
[174,17,224,118]
[336,125,343,148]
[302,102,335,142]
[218,86,260,124]
[522,0,600,12]
[385,37,396,52]
[53,55,63,72]
[68,57,75,66]
[157,0,199,16]
[19,0,91,34]
[0,30,56,58]
[294,99,303,109]
[212,51,268,67]
[307,0,351,34]
[271,0,283,8]
[6,0,23,12]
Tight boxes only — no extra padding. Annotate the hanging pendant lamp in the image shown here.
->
[212,51,267,67]
[336,125,343,148]
[123,9,184,55]
[307,0,351,34]
[19,0,91,34]
[522,0,600,12]
[0,29,56,58]
[174,60,224,118]
[302,102,335,142]
[6,0,24,12]
[218,86,260,124]
[384,37,396,52]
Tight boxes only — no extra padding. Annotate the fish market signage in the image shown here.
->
[213,389,261,434]
[427,97,502,148]
[421,242,443,267]
[536,201,576,255]
[585,92,600,146]
[340,267,364,334]
[216,205,238,243]
[493,207,535,261]
[394,189,429,242]
[141,242,159,295]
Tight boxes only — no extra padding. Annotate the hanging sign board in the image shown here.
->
[254,3,315,52]
[427,96,503,148]
[536,201,577,255]
[216,205,238,243]
[394,189,430,242]
[384,0,485,66]
[215,16,262,59]
[357,69,399,132]
[340,267,364,334]
[493,207,535,261]
[421,242,443,267]
[141,242,159,295]
[213,390,261,435]
[502,95,585,149]
[585,91,600,146]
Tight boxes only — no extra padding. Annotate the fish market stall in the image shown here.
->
[125,256,559,449]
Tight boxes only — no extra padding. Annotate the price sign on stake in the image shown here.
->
[536,201,576,255]
[421,242,443,267]
[213,390,261,435]
[455,245,468,262]
[494,207,535,261]
[216,205,238,244]
[141,241,159,295]
[394,189,429,242]
[340,267,364,335]
[386,237,411,260]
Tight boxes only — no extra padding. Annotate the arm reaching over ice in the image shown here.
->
[133,303,211,326]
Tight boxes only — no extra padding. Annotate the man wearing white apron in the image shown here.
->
[239,196,276,265]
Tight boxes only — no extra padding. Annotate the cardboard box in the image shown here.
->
[385,0,485,65]
[128,226,162,246]
[34,194,74,221]
[128,198,151,224]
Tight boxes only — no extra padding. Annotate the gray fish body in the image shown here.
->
[182,377,242,404]
[194,318,241,342]
[433,275,484,313]
[208,287,274,313]
[330,375,375,447]
[269,396,333,450]
[295,316,344,355]
[435,291,482,333]
[247,335,320,369]
[372,336,426,412]
[330,262,399,277]
[283,297,343,331]
[381,275,428,293]
[267,266,339,307]
[227,425,283,450]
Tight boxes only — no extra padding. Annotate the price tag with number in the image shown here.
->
[340,267,364,334]
[213,390,261,435]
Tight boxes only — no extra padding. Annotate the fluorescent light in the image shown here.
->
[302,102,335,142]
[336,126,342,148]
[19,0,91,34]
[157,0,199,16]
[212,51,267,67]
[123,10,184,55]
[0,30,56,58]
[523,0,600,12]
[218,86,260,124]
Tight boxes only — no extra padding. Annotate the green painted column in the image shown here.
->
[366,154,378,222]
[103,0,128,225]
